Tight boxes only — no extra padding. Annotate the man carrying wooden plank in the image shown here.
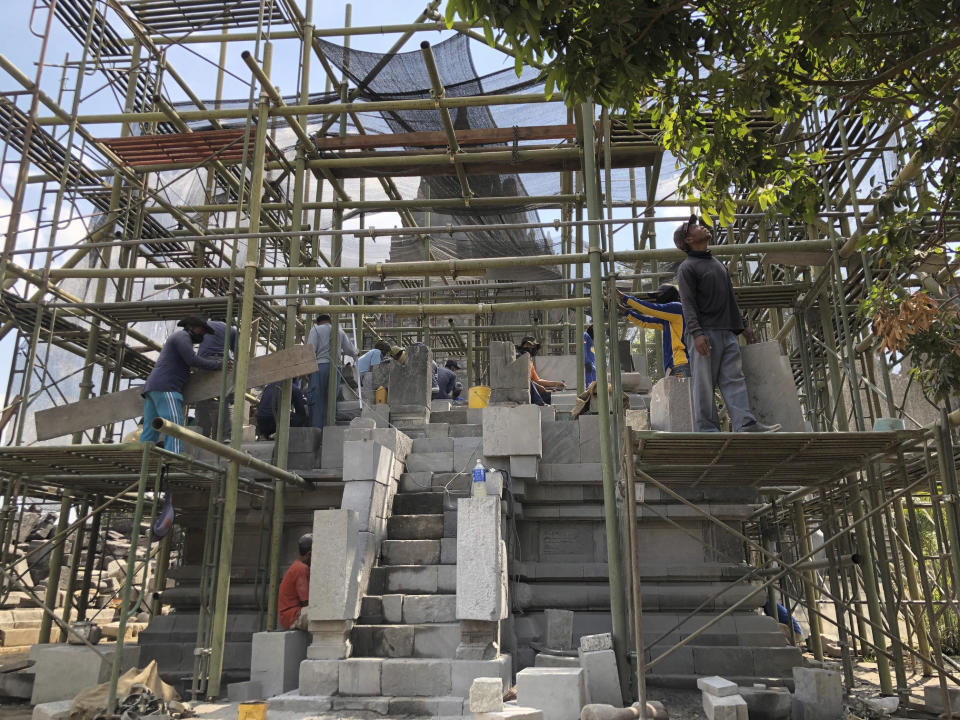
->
[140,316,231,454]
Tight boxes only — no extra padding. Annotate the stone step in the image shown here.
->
[378,564,457,595]
[405,452,455,473]
[449,423,482,437]
[351,622,460,659]
[400,472,471,495]
[381,540,441,566]
[393,491,446,515]
[269,691,466,717]
[643,644,803,678]
[643,673,794,691]
[387,514,444,540]
[360,592,459,625]
[412,437,455,453]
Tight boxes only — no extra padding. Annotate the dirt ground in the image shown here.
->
[4,649,950,720]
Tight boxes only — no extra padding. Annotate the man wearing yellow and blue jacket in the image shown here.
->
[617,285,690,377]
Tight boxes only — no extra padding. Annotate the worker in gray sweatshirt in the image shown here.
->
[140,316,228,453]
[675,215,780,433]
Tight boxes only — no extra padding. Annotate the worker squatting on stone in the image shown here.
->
[278,533,312,631]
[256,378,309,440]
[517,336,566,406]
[307,314,358,429]
[433,358,463,400]
[674,215,781,433]
[616,284,690,378]
[140,316,230,453]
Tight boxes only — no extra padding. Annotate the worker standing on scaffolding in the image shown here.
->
[195,318,237,441]
[307,314,358,428]
[616,285,690,377]
[140,317,228,454]
[674,215,780,433]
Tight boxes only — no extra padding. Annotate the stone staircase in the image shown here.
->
[278,415,510,717]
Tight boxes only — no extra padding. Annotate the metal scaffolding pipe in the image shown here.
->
[151,418,305,486]
[46,239,836,281]
[32,93,554,126]
[299,297,591,316]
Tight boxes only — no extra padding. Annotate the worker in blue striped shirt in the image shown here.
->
[617,285,690,377]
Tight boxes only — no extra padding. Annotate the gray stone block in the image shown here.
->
[451,655,513,697]
[698,675,739,697]
[741,342,805,432]
[386,566,438,594]
[406,452,455,473]
[342,440,396,483]
[475,706,544,720]
[31,700,72,720]
[339,658,382,695]
[388,345,433,406]
[739,686,791,720]
[534,355,579,389]
[545,609,575,650]
[381,658,453,696]
[388,514,443,540]
[308,509,361,621]
[251,630,309,698]
[540,421,580,464]
[924,684,960,716]
[453,436,484,471]
[649,376,694,432]
[516,667,587,720]
[579,633,613,652]
[509,455,539,479]
[353,625,414,657]
[340,480,388,533]
[456,497,507,621]
[438,563,457,593]
[299,658,339,695]
[534,654,580,668]
[471,677,504,713]
[320,426,347,468]
[580,648,622,706]
[703,693,748,720]
[414,623,460,658]
[483,406,543,457]
[360,403,390,427]
[577,416,603,463]
[403,594,457,624]
[381,594,403,624]
[792,667,842,720]
[227,680,263,701]
[441,536,457,564]
[31,643,140,704]
[413,436,454,453]
[381,539,441,566]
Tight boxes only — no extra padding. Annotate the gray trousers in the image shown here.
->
[689,329,756,432]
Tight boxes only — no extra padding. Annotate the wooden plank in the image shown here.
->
[313,124,577,151]
[35,344,317,441]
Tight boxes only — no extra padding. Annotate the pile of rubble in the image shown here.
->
[1,505,157,650]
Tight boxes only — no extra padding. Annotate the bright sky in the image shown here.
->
[0,1,689,436]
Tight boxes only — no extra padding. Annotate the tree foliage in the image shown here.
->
[444,0,960,400]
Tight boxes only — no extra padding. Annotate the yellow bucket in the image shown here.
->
[238,702,267,720]
[468,385,491,409]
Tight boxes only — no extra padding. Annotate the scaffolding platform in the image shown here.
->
[0,442,226,495]
[629,429,926,487]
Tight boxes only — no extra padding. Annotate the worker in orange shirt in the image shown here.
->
[277,534,311,630]
[517,336,566,405]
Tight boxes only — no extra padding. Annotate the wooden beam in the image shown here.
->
[313,124,577,151]
[34,345,317,441]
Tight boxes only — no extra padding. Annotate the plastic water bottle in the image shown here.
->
[471,459,487,498]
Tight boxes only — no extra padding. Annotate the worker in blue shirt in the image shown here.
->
[617,285,690,377]
[140,317,227,454]
[584,325,596,387]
